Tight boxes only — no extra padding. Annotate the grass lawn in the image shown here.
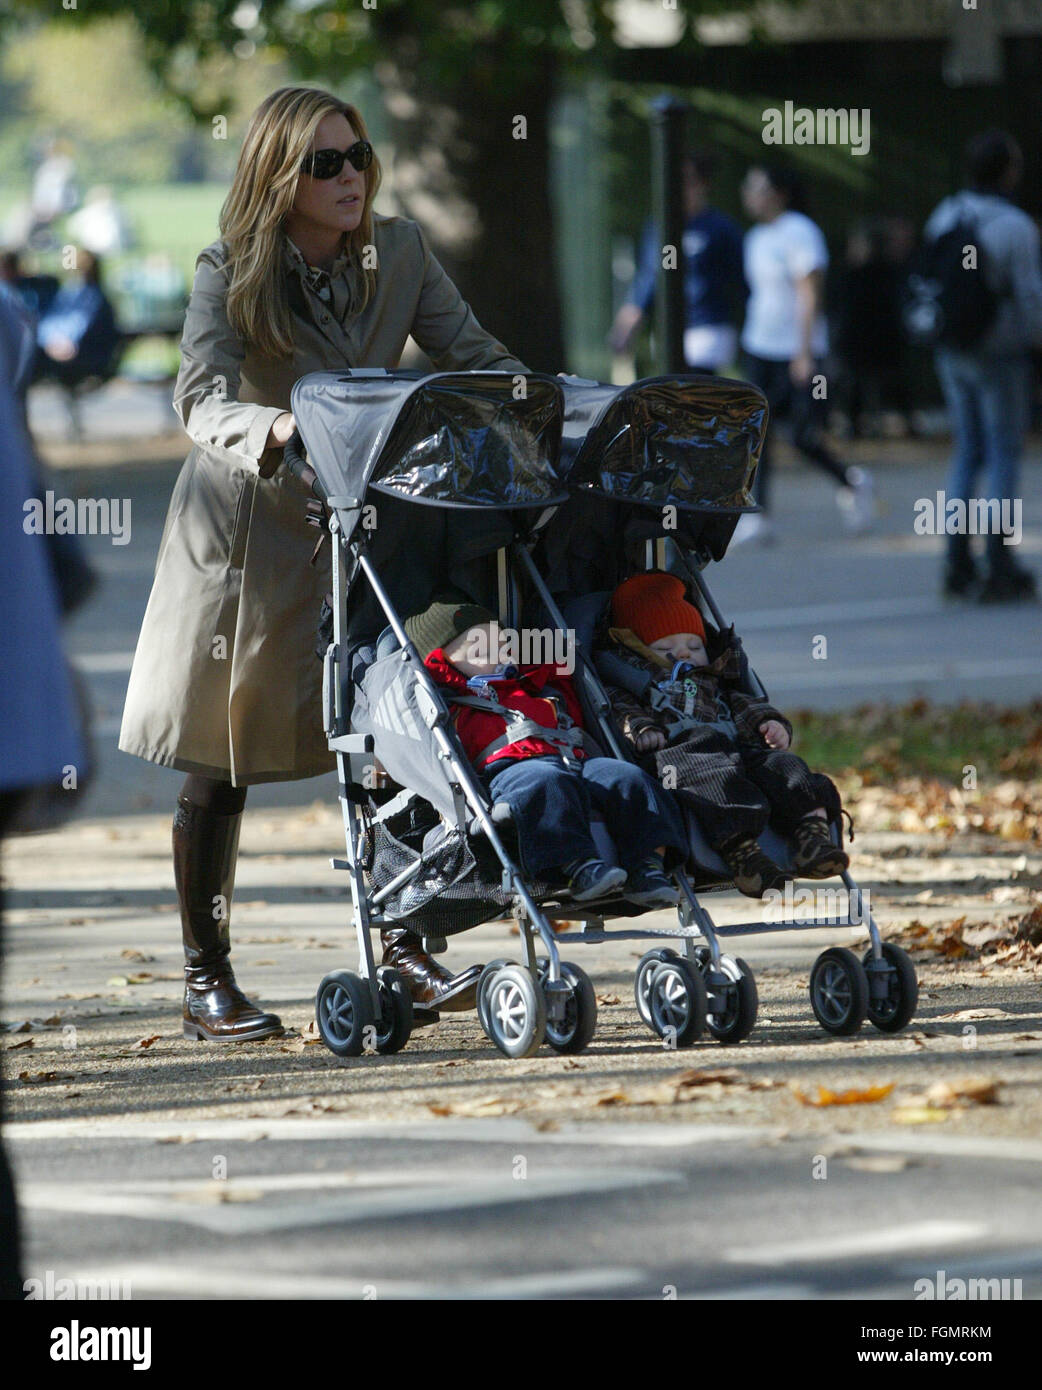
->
[791,699,1040,785]
[1,181,226,283]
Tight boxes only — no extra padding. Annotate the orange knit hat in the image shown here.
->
[610,573,705,645]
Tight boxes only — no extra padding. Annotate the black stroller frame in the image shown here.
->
[287,367,918,1060]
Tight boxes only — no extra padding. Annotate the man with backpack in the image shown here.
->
[917,130,1042,602]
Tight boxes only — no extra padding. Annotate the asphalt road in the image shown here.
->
[9,1119,1042,1300]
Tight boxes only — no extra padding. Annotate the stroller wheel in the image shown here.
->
[374,966,414,1054]
[646,957,707,1048]
[862,943,918,1034]
[809,947,869,1036]
[706,956,759,1045]
[634,948,681,1027]
[482,964,546,1059]
[477,958,515,1037]
[542,961,597,1055]
[315,970,375,1057]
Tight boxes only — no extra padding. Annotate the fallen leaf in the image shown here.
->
[935,1008,1010,1021]
[427,1096,526,1118]
[596,993,621,1006]
[5,1038,34,1051]
[791,1082,895,1107]
[18,1071,76,1085]
[592,1090,631,1108]
[904,1078,1000,1110]
[844,1154,917,1173]
[171,1183,264,1205]
[120,949,155,963]
[106,976,129,988]
[892,1106,953,1125]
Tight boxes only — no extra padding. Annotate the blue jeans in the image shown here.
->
[485,755,687,880]
[934,349,1030,514]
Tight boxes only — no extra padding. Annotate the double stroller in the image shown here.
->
[286,368,918,1060]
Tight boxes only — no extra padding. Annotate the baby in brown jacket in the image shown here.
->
[594,573,848,897]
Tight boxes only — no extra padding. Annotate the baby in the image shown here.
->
[595,572,848,897]
[403,594,688,907]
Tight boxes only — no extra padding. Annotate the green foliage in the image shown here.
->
[791,701,1042,786]
[5,1,757,118]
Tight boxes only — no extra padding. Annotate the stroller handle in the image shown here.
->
[283,430,328,504]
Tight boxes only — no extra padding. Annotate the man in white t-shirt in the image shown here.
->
[735,164,873,544]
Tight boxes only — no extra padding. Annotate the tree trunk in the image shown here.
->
[375,51,565,373]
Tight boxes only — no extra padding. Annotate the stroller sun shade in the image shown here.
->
[564,375,768,512]
[290,369,567,513]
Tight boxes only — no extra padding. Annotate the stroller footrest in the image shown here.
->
[329,733,375,755]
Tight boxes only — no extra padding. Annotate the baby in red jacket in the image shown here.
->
[403,595,688,905]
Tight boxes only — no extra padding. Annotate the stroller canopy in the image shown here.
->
[290,369,566,515]
[560,374,768,512]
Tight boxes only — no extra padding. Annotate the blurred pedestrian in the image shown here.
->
[32,248,120,386]
[0,248,60,323]
[833,219,899,437]
[28,137,79,247]
[610,151,745,373]
[925,129,1042,601]
[67,185,135,258]
[0,283,88,1299]
[736,164,874,545]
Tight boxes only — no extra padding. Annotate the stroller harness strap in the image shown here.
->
[648,678,732,737]
[449,691,589,771]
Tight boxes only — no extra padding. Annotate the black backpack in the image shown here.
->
[901,206,1000,349]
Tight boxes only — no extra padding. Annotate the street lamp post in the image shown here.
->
[650,95,689,376]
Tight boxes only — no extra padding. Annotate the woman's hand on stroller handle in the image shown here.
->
[265,411,296,449]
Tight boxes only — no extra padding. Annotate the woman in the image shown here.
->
[119,86,528,1040]
[736,163,873,545]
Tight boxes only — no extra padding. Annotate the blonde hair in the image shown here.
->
[218,86,383,359]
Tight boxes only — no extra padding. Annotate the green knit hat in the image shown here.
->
[403,594,496,660]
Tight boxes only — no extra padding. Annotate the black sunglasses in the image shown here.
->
[300,141,373,180]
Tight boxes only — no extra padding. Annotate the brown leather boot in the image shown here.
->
[174,796,284,1041]
[380,928,481,1012]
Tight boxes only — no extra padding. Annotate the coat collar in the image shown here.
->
[281,233,351,281]
[425,650,561,691]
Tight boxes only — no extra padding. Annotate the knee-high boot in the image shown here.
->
[174,796,283,1041]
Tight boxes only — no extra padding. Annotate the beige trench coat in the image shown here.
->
[119,214,527,784]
